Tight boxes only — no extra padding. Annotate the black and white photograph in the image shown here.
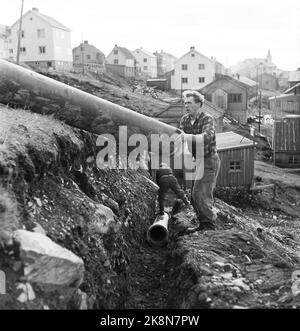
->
[0,0,300,321]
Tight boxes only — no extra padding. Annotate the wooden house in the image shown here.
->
[106,44,136,77]
[253,73,278,91]
[72,41,105,73]
[215,131,255,188]
[272,115,300,168]
[269,82,300,118]
[200,75,254,124]
[183,131,255,189]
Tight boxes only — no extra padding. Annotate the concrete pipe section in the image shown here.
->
[147,212,169,246]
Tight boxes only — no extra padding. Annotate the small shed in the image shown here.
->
[183,131,255,189]
[215,131,255,188]
[273,115,300,168]
[146,78,168,91]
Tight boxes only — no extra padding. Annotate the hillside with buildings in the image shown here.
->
[0,61,300,311]
[0,5,300,313]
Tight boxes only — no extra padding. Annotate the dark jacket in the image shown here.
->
[156,167,174,183]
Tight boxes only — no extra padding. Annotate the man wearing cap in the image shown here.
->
[179,90,220,231]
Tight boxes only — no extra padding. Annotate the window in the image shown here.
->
[114,59,118,64]
[228,94,242,103]
[289,155,299,164]
[39,46,46,54]
[21,30,25,38]
[276,100,281,107]
[86,54,91,60]
[143,58,147,63]
[182,64,188,70]
[199,64,205,70]
[143,66,148,70]
[199,77,205,83]
[20,47,26,54]
[37,29,45,38]
[182,77,188,83]
[206,94,212,102]
[191,53,195,57]
[114,50,118,55]
[9,49,13,54]
[75,55,80,60]
[229,161,241,172]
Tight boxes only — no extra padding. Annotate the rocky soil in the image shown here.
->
[0,69,300,310]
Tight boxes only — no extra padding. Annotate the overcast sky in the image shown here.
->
[1,0,300,70]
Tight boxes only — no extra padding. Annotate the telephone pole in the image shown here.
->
[16,0,24,65]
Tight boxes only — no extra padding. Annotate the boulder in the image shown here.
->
[13,230,84,287]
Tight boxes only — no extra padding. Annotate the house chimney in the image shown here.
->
[190,46,195,51]
[84,40,88,44]
[32,7,39,12]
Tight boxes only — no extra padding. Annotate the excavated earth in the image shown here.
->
[0,70,300,310]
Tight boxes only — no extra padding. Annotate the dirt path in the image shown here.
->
[126,243,173,309]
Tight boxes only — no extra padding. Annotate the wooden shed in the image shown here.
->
[200,75,253,124]
[183,131,255,189]
[273,115,300,168]
[215,131,255,187]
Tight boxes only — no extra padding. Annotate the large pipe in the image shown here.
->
[0,59,181,138]
[147,212,169,246]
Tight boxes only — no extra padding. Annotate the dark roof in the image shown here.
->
[73,43,104,56]
[201,75,250,93]
[118,47,135,60]
[284,82,300,94]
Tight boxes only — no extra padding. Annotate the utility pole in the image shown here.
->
[16,0,24,65]
[81,43,85,74]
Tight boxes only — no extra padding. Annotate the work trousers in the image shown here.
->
[191,153,220,223]
[158,175,189,214]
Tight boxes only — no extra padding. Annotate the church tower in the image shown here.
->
[266,49,272,63]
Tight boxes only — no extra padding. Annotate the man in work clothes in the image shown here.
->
[156,163,191,215]
[180,90,220,231]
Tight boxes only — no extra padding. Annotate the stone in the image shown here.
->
[0,270,6,294]
[77,289,88,310]
[16,282,35,302]
[32,223,47,235]
[89,204,121,235]
[13,230,84,287]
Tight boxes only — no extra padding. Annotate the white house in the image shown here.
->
[8,8,72,70]
[0,24,9,59]
[106,44,136,77]
[171,46,215,91]
[132,48,157,78]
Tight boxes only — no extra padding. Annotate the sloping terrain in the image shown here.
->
[0,69,300,310]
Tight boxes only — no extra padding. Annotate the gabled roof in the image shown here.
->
[11,9,71,31]
[117,46,135,60]
[175,48,214,64]
[269,93,295,100]
[238,76,257,87]
[73,42,105,56]
[201,75,250,93]
[134,48,156,58]
[283,82,300,94]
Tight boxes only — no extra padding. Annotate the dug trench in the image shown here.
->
[1,105,300,309]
